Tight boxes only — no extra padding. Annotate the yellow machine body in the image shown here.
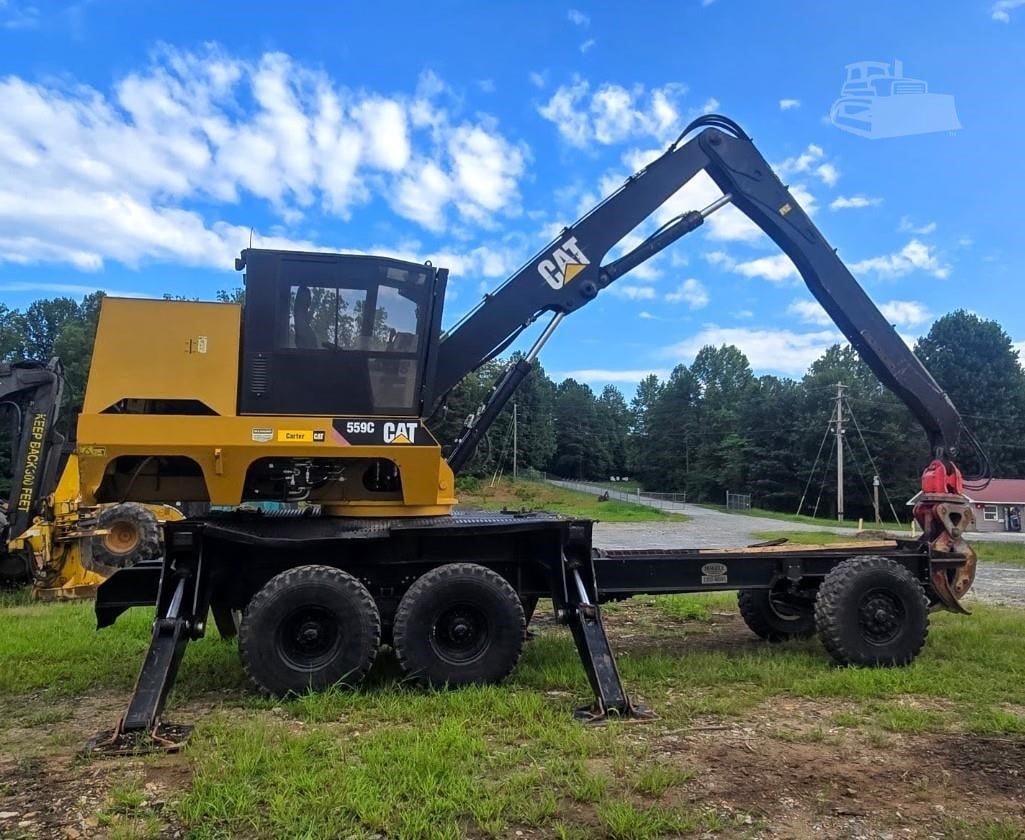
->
[77,298,457,516]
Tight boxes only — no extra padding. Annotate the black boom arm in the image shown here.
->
[437,115,971,472]
[0,359,66,545]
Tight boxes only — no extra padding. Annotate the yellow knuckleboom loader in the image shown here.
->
[82,115,982,746]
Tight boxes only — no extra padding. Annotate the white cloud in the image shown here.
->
[447,123,526,217]
[666,326,841,375]
[850,239,951,280]
[559,368,670,383]
[992,0,1025,21]
[539,79,688,147]
[774,144,840,187]
[1,0,38,29]
[898,217,937,235]
[639,311,658,320]
[787,299,832,326]
[789,297,931,329]
[608,284,656,300]
[665,277,709,308]
[0,280,148,297]
[1014,340,1025,360]
[698,97,720,115]
[830,195,882,211]
[815,163,840,187]
[779,99,801,111]
[528,71,547,89]
[567,8,590,26]
[0,47,527,271]
[706,250,799,285]
[579,39,596,54]
[878,299,932,327]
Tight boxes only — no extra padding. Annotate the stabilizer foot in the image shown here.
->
[573,702,658,726]
[85,722,193,756]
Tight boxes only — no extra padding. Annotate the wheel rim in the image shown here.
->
[857,588,906,645]
[767,590,806,623]
[277,606,342,671]
[104,520,140,555]
[430,602,491,665]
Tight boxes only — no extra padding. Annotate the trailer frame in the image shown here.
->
[90,510,969,749]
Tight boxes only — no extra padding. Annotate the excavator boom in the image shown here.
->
[438,115,976,484]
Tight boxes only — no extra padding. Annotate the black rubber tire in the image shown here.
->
[737,587,816,642]
[239,565,380,696]
[814,556,929,667]
[90,502,161,569]
[393,563,525,687]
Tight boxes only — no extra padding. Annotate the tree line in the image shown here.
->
[2,292,1023,520]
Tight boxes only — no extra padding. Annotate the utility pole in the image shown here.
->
[835,383,845,522]
[873,475,881,524]
[512,401,518,481]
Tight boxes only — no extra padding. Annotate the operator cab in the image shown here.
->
[236,249,447,417]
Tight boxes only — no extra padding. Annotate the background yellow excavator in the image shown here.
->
[0,358,181,599]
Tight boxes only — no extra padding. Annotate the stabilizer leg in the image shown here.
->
[559,561,655,723]
[87,523,210,754]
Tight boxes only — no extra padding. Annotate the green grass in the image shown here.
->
[457,477,688,522]
[0,600,244,701]
[3,593,1025,837]
[941,817,1025,840]
[753,529,1025,568]
[969,540,1025,569]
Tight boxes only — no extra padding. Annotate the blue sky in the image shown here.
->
[1,0,1023,390]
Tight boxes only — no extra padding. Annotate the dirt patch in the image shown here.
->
[634,699,1025,838]
[0,692,194,838]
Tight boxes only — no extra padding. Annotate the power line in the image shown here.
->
[796,415,833,516]
[845,400,903,525]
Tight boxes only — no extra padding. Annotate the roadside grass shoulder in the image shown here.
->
[457,478,688,523]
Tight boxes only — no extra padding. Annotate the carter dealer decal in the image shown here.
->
[276,430,327,443]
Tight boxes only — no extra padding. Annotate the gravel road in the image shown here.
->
[550,480,1025,608]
